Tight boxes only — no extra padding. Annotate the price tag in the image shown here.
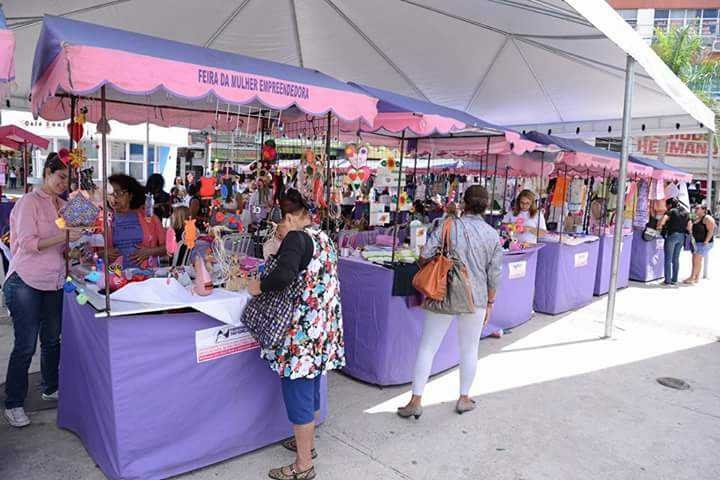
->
[508,261,527,279]
[574,251,589,268]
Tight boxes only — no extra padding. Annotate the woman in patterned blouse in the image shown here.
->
[248,189,344,480]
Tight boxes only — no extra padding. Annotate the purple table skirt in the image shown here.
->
[484,247,541,335]
[339,258,459,386]
[594,233,633,296]
[629,229,665,282]
[0,201,13,234]
[59,296,327,480]
[339,249,541,386]
[534,240,600,315]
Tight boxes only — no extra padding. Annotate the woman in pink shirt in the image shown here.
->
[3,153,81,428]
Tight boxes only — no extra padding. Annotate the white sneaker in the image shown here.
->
[4,407,31,428]
[41,390,59,401]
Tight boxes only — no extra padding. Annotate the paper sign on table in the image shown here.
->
[574,251,589,268]
[195,325,259,363]
[508,261,527,279]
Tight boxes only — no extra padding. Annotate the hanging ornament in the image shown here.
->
[57,148,71,166]
[184,218,198,249]
[67,122,84,142]
[69,148,87,169]
[76,289,88,305]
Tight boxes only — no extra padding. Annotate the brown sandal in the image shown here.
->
[268,463,316,480]
[281,437,318,459]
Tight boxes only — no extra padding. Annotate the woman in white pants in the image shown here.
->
[398,185,503,417]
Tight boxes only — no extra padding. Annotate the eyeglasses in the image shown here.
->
[109,190,128,198]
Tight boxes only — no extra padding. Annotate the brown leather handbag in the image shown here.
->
[412,219,454,301]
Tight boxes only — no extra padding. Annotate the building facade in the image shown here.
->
[1,110,188,188]
[604,1,720,184]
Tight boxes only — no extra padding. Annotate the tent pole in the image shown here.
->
[426,152,431,200]
[490,154,499,225]
[65,97,77,277]
[100,86,111,316]
[537,152,545,244]
[391,131,406,264]
[483,136,491,187]
[502,166,510,215]
[600,168,607,234]
[583,167,592,234]
[23,144,29,194]
[324,112,332,230]
[413,150,418,180]
[605,55,635,339]
[704,135,712,280]
[560,164,568,243]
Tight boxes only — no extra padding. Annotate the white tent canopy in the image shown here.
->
[4,0,715,136]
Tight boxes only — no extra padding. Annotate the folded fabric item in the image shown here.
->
[389,262,420,296]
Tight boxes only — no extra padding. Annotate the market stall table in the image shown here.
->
[59,295,327,480]
[594,232,633,296]
[483,246,542,336]
[339,248,542,386]
[534,239,600,315]
[629,228,665,282]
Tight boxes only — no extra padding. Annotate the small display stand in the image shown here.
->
[534,239,600,315]
[593,232,633,296]
[629,228,665,282]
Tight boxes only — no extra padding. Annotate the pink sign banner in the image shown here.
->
[33,45,377,128]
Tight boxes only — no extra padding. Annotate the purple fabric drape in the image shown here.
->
[629,228,665,282]
[59,296,327,480]
[593,233,633,295]
[534,241,600,315]
[339,249,540,386]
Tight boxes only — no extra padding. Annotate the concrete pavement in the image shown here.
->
[1,249,719,480]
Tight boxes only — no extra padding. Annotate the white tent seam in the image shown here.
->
[203,0,253,49]
[323,0,430,101]
[488,0,591,27]
[512,38,565,123]
[465,36,510,112]
[9,0,134,31]
[289,0,305,68]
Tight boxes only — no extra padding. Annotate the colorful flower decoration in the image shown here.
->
[68,148,86,169]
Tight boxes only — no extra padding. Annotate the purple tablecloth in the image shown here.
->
[534,240,600,315]
[0,201,14,234]
[339,249,541,386]
[59,296,327,480]
[594,233,633,296]
[339,258,459,386]
[629,229,665,282]
[484,247,542,335]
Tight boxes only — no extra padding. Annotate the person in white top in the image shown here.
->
[501,189,547,244]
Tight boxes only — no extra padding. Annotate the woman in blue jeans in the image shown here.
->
[658,198,691,286]
[3,153,81,428]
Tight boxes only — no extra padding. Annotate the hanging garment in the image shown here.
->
[551,177,570,208]
[633,180,650,228]
[649,179,665,200]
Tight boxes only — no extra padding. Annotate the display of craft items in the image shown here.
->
[167,266,192,287]
[192,255,213,296]
[76,289,89,305]
[79,167,97,191]
[63,277,77,293]
[68,148,87,169]
[261,139,277,169]
[67,106,87,142]
[184,218,198,249]
[60,190,101,228]
[224,258,246,292]
[165,227,178,255]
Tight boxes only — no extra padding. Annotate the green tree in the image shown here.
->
[653,25,720,119]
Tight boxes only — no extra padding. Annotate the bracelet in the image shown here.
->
[487,300,495,305]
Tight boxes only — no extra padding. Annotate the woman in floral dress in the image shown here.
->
[248,189,344,480]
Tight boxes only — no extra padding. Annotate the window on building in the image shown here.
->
[147,144,157,178]
[617,9,637,28]
[110,141,127,176]
[129,143,145,181]
[79,138,99,180]
[654,8,720,46]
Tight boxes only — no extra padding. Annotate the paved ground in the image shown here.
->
[1,249,719,480]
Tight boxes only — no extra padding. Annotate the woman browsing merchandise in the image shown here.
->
[398,185,503,419]
[3,152,82,428]
[502,189,547,244]
[246,189,344,480]
[657,197,690,286]
[685,204,715,284]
